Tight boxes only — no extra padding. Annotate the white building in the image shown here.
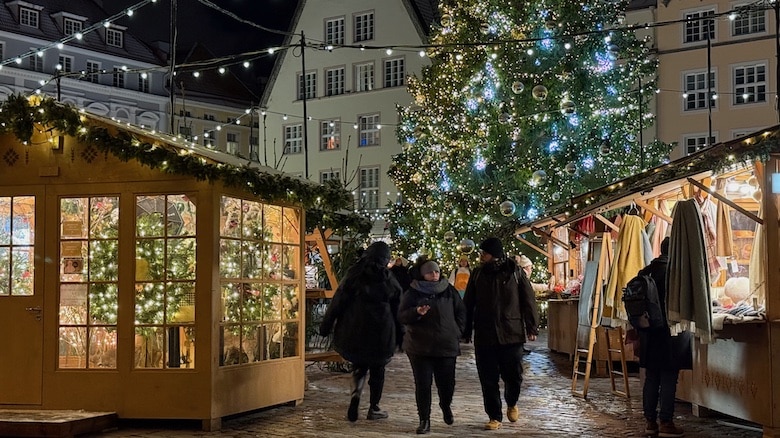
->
[261,0,438,237]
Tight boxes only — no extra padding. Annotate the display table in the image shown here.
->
[547,299,579,359]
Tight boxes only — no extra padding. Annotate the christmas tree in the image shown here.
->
[389,0,671,266]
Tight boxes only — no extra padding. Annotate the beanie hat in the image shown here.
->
[365,241,391,265]
[517,255,533,268]
[479,237,505,259]
[419,261,440,276]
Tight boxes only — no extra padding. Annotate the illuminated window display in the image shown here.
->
[0,196,35,296]
[219,197,300,365]
[58,196,119,369]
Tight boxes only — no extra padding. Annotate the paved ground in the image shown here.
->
[88,330,763,437]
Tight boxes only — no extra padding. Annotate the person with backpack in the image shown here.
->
[462,237,539,430]
[636,237,685,437]
[319,241,402,422]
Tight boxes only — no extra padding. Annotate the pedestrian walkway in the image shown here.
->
[89,330,762,437]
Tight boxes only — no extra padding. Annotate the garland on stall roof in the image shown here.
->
[0,94,356,214]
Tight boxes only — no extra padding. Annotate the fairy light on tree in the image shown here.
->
[389,0,671,264]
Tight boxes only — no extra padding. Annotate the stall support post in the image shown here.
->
[763,157,780,435]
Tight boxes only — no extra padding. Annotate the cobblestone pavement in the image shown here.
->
[89,330,763,437]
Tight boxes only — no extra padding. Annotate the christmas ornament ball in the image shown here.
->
[532,170,548,184]
[552,192,561,201]
[532,85,548,101]
[418,247,431,257]
[500,200,516,216]
[444,230,456,243]
[480,22,490,34]
[412,172,423,184]
[565,162,577,175]
[440,14,453,27]
[511,81,525,94]
[560,99,575,114]
[545,20,557,30]
[458,239,476,254]
[498,112,512,124]
[599,139,611,155]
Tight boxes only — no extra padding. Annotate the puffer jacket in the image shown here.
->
[463,258,538,347]
[319,264,402,366]
[398,278,466,357]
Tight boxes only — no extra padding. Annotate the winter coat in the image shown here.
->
[463,258,539,347]
[637,254,691,370]
[390,265,412,293]
[398,278,466,357]
[319,262,402,366]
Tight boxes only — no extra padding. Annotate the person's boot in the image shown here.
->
[658,420,684,437]
[645,418,659,435]
[441,404,454,425]
[416,418,431,434]
[366,404,388,420]
[347,372,366,422]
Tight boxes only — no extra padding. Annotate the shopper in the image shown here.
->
[463,237,539,430]
[639,237,685,437]
[398,260,466,434]
[319,241,402,422]
[448,256,471,298]
[515,254,549,294]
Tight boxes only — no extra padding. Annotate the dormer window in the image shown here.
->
[20,7,38,28]
[64,18,82,35]
[106,28,123,48]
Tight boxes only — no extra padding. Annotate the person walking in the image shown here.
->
[448,256,471,298]
[638,237,685,437]
[319,241,402,422]
[463,237,539,430]
[398,260,466,434]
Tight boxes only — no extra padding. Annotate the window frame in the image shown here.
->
[325,66,345,97]
[296,70,317,101]
[85,61,101,84]
[354,11,375,42]
[733,63,767,105]
[354,61,375,92]
[383,57,405,88]
[20,7,39,28]
[283,124,303,154]
[320,119,341,151]
[106,29,124,48]
[112,66,125,88]
[732,5,766,37]
[683,8,716,44]
[226,132,239,155]
[64,17,83,36]
[58,55,74,73]
[683,70,717,111]
[324,16,345,45]
[683,133,718,155]
[357,166,380,210]
[358,113,380,147]
[320,170,341,184]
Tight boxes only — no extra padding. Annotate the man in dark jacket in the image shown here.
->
[319,241,402,422]
[463,237,539,431]
[639,237,684,437]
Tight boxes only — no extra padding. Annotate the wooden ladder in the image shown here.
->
[604,326,631,398]
[571,232,612,399]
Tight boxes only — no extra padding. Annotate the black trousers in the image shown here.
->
[407,354,456,420]
[475,343,524,422]
[352,363,386,407]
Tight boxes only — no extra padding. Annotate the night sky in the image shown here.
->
[106,0,298,59]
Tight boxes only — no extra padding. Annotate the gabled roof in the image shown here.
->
[0,0,161,65]
[516,125,780,234]
[627,0,656,11]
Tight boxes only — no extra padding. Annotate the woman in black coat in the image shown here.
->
[398,260,466,434]
[319,241,402,422]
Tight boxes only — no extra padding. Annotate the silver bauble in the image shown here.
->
[565,162,577,175]
[599,139,611,155]
[440,14,453,27]
[511,81,525,94]
[532,170,548,184]
[552,192,561,201]
[480,22,490,34]
[498,112,512,124]
[532,85,548,101]
[500,200,516,217]
[458,239,476,254]
[444,230,456,243]
[560,99,575,114]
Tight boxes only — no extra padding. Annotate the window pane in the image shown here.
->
[89,327,117,368]
[89,283,118,324]
[134,327,164,368]
[59,327,87,368]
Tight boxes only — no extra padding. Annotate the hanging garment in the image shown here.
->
[649,200,671,257]
[749,196,766,305]
[604,214,651,326]
[713,179,734,287]
[667,199,713,344]
[697,195,721,283]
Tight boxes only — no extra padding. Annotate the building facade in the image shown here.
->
[655,0,777,158]
[261,0,438,237]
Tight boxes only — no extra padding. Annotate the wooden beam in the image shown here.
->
[594,214,620,232]
[531,226,568,249]
[633,199,673,224]
[516,236,551,258]
[686,178,763,225]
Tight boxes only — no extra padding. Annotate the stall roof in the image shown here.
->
[516,125,780,234]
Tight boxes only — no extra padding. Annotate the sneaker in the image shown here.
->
[645,419,659,435]
[367,405,388,420]
[659,421,684,437]
[484,419,502,430]
[507,405,519,422]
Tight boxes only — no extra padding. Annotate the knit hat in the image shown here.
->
[419,261,440,276]
[517,255,533,268]
[479,237,505,259]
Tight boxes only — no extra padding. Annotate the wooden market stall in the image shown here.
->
[516,126,780,436]
[0,96,349,430]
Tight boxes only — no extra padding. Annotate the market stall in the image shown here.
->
[516,126,780,436]
[0,96,348,430]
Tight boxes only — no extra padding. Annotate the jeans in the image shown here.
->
[407,354,456,420]
[643,366,679,422]
[352,363,386,407]
[475,343,524,421]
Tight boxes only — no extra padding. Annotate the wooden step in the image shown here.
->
[0,409,117,437]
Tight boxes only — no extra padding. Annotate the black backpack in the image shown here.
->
[621,274,665,330]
